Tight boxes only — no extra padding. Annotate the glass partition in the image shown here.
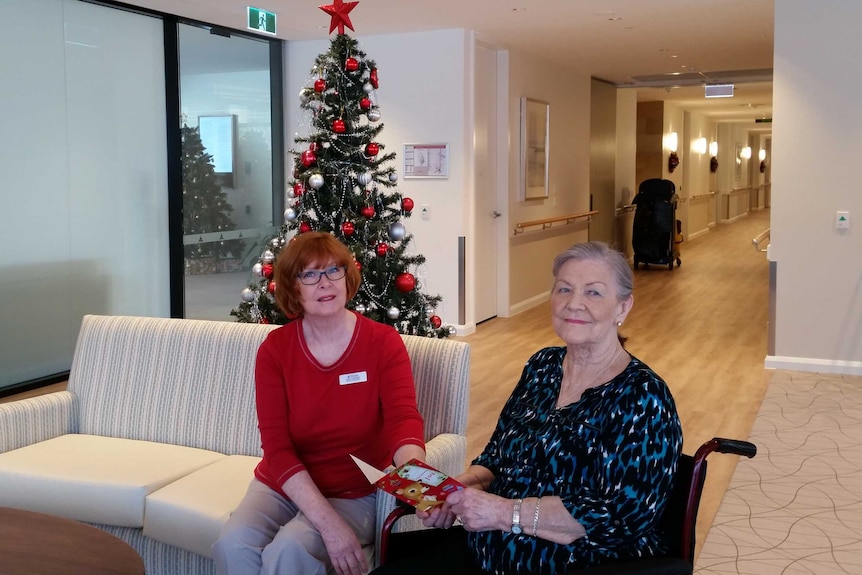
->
[179,24,278,321]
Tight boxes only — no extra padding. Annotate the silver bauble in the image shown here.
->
[367,109,381,122]
[354,303,367,314]
[447,325,457,335]
[389,222,406,241]
[252,263,264,277]
[387,306,400,320]
[299,88,311,103]
[262,250,275,263]
[241,288,256,302]
[425,305,435,316]
[287,188,296,199]
[357,172,373,186]
[284,208,296,222]
[271,238,280,247]
[389,172,398,183]
[308,174,325,189]
[363,83,374,94]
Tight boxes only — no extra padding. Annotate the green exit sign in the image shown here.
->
[247,7,276,35]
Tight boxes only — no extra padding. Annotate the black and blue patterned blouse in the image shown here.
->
[469,346,683,574]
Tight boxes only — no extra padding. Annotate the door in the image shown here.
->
[474,43,500,324]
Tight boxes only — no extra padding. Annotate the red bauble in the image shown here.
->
[402,197,415,212]
[430,315,442,329]
[262,263,274,278]
[301,150,316,167]
[341,221,355,236]
[314,78,326,93]
[332,119,346,133]
[260,317,271,325]
[395,273,416,293]
[345,57,359,72]
[267,281,276,293]
[365,142,379,156]
[299,221,312,233]
[370,68,379,89]
[354,260,362,272]
[360,97,372,110]
[293,182,304,196]
[361,206,375,218]
[376,242,389,257]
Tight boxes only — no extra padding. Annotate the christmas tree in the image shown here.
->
[231,1,451,337]
[182,124,245,272]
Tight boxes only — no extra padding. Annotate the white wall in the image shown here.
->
[506,49,592,313]
[682,110,713,240]
[284,29,471,330]
[768,0,862,373]
[615,89,638,208]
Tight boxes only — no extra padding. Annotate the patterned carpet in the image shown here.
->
[695,370,862,574]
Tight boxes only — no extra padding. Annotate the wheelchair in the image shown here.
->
[378,437,756,575]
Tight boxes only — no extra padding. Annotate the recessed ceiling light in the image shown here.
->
[608,17,622,21]
[511,7,527,11]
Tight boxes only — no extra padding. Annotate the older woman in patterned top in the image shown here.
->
[371,241,683,575]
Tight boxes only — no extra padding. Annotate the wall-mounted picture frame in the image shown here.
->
[403,143,449,179]
[520,97,549,200]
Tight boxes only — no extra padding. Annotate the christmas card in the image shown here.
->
[350,455,465,512]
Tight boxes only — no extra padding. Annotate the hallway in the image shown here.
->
[459,208,772,557]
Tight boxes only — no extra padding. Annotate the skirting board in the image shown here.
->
[765,355,862,376]
[509,292,550,317]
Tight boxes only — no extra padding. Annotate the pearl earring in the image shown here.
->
[616,321,623,327]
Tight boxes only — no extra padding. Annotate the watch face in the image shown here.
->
[511,524,523,535]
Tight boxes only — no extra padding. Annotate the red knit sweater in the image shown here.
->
[253,313,425,499]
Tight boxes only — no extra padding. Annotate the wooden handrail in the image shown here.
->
[752,228,770,251]
[513,210,598,235]
[689,192,716,201]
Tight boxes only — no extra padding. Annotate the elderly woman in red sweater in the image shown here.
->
[213,232,426,575]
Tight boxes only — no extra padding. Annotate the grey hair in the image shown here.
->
[552,241,633,300]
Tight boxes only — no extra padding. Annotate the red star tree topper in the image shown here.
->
[319,0,359,34]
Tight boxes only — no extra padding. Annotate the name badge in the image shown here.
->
[339,371,368,386]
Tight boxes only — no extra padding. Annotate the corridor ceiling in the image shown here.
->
[134,0,774,123]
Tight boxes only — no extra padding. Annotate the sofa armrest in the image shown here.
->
[0,391,76,453]
[373,433,466,566]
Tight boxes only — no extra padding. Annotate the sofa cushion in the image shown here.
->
[0,434,225,527]
[143,455,261,558]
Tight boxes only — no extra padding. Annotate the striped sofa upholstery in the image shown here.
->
[0,314,471,575]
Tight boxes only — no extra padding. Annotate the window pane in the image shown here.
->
[179,24,276,321]
[0,0,168,390]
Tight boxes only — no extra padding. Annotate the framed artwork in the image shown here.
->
[520,97,549,200]
[403,143,449,178]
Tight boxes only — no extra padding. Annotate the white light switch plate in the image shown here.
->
[836,211,850,230]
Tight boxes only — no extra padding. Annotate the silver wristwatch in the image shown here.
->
[511,498,524,534]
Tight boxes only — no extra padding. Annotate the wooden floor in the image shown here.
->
[2,211,771,556]
[457,209,771,557]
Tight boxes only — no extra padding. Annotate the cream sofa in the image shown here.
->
[0,314,470,575]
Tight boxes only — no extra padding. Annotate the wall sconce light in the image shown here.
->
[740,146,752,160]
[666,132,679,173]
[692,137,708,155]
[709,141,719,172]
[759,149,767,173]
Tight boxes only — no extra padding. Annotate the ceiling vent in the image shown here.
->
[705,84,734,98]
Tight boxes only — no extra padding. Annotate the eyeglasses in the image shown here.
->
[297,265,346,285]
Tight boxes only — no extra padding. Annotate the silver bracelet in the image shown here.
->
[532,497,541,537]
